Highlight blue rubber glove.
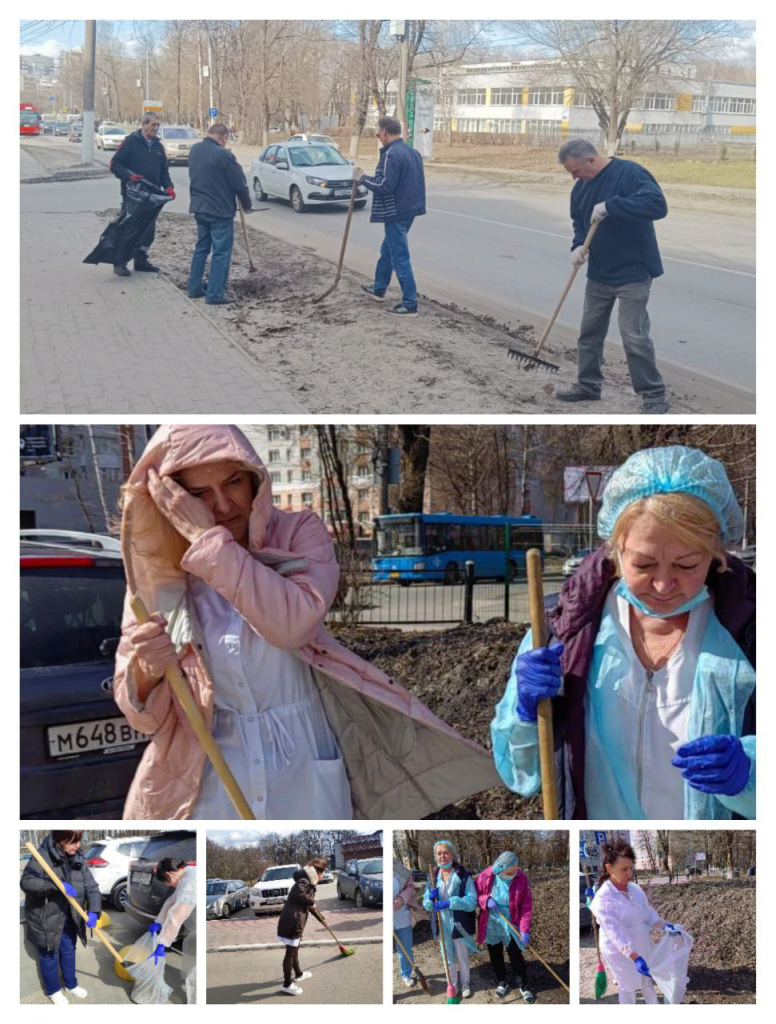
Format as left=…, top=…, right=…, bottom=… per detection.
left=515, top=643, right=564, bottom=722
left=487, top=897, right=499, bottom=911
left=433, top=900, right=451, bottom=912
left=671, top=734, right=750, bottom=796
left=633, top=956, right=652, bottom=978
left=520, top=931, right=530, bottom=947
left=86, top=912, right=98, bottom=929
left=585, top=887, right=595, bottom=901
left=428, top=887, right=440, bottom=901
left=664, top=922, right=681, bottom=934
left=151, top=943, right=166, bottom=965
left=148, top=922, right=162, bottom=935
left=63, top=883, right=78, bottom=899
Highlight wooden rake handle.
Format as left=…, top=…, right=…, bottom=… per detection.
left=496, top=910, right=570, bottom=994
left=313, top=178, right=359, bottom=303
left=428, top=864, right=453, bottom=985
left=533, top=220, right=600, bottom=358
left=25, top=843, right=126, bottom=966
left=527, top=549, right=558, bottom=820
left=129, top=594, right=255, bottom=820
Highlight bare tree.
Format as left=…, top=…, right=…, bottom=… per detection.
left=395, top=426, right=431, bottom=512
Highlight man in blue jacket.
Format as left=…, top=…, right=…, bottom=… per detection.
left=555, top=139, right=669, bottom=413
left=187, top=123, right=253, bottom=305
left=357, top=116, right=426, bottom=317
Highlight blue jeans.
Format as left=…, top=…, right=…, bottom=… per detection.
left=38, top=920, right=78, bottom=996
left=374, top=218, right=417, bottom=309
left=394, top=924, right=414, bottom=979
left=188, top=216, right=234, bottom=302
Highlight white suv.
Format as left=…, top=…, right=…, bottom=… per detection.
left=251, top=863, right=301, bottom=914
left=84, top=835, right=149, bottom=909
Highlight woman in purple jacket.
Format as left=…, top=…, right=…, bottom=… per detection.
left=474, top=851, right=534, bottom=1001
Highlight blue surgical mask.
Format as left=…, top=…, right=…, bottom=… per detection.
left=436, top=856, right=453, bottom=868
left=616, top=579, right=710, bottom=619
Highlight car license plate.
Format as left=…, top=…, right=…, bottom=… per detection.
left=390, top=571, right=400, bottom=578
left=335, top=189, right=351, bottom=197
left=264, top=897, right=285, bottom=905
left=132, top=871, right=152, bottom=886
left=47, top=716, right=149, bottom=760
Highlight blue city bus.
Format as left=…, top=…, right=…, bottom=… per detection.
left=372, top=513, right=544, bottom=584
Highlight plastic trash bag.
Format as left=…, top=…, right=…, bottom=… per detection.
left=83, top=178, right=173, bottom=267
left=648, top=927, right=694, bottom=1004
left=125, top=931, right=173, bottom=1005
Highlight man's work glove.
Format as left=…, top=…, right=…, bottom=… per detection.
left=352, top=167, right=364, bottom=181
left=433, top=900, right=451, bottom=912
left=165, top=187, right=176, bottom=198
left=571, top=247, right=589, bottom=268
left=633, top=956, right=652, bottom=978
left=129, top=174, right=143, bottom=182
left=671, top=735, right=750, bottom=796
left=148, top=922, right=162, bottom=936
left=515, top=643, right=564, bottom=722
left=590, top=201, right=608, bottom=223
left=86, top=912, right=98, bottom=929
left=63, top=883, right=78, bottom=899
left=151, top=943, right=166, bottom=965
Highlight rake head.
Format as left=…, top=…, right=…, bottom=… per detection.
left=508, top=347, right=560, bottom=373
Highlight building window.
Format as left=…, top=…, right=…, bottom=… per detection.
left=302, top=469, right=312, bottom=481
left=492, top=118, right=521, bottom=133
left=268, top=429, right=280, bottom=441
left=302, top=492, right=313, bottom=505
left=456, top=118, right=489, bottom=132
left=525, top=119, right=562, bottom=136
left=634, top=93, right=675, bottom=111
left=708, top=95, right=755, bottom=115
left=527, top=88, right=565, bottom=106
left=300, top=445, right=312, bottom=458
left=573, top=91, right=593, bottom=107
left=286, top=470, right=294, bottom=483
left=356, top=464, right=370, bottom=478
left=490, top=87, right=521, bottom=105
left=456, top=88, right=487, bottom=105
left=286, top=449, right=293, bottom=461
left=385, top=91, right=398, bottom=109
left=286, top=494, right=293, bottom=506
left=270, top=471, right=281, bottom=484
left=272, top=495, right=281, bottom=506
left=268, top=450, right=280, bottom=463
left=358, top=511, right=371, bottom=524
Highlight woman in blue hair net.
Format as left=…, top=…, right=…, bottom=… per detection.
left=474, top=851, right=535, bottom=1002
left=422, top=839, right=478, bottom=998
left=491, top=446, right=755, bottom=820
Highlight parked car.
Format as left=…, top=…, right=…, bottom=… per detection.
left=41, top=121, right=55, bottom=135
left=53, top=122, right=70, bottom=136
left=579, top=873, right=592, bottom=929
left=287, top=132, right=341, bottom=151
left=250, top=142, right=367, bottom=213
left=562, top=549, right=591, bottom=577
left=125, top=830, right=196, bottom=937
left=20, top=530, right=146, bottom=819
left=207, top=878, right=250, bottom=918
left=96, top=124, right=129, bottom=150
left=68, top=122, right=83, bottom=143
left=320, top=869, right=333, bottom=884
left=83, top=835, right=149, bottom=909
left=336, top=857, right=383, bottom=907
left=251, top=863, right=301, bottom=914
left=159, top=124, right=201, bottom=165
left=410, top=869, right=428, bottom=883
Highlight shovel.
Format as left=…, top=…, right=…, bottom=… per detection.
left=313, top=177, right=360, bottom=303
left=25, top=843, right=134, bottom=970
left=237, top=202, right=258, bottom=274
left=508, top=220, right=600, bottom=372
left=527, top=548, right=559, bottom=820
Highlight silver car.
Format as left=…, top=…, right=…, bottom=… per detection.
left=206, top=878, right=250, bottom=919
left=250, top=142, right=367, bottom=213
left=159, top=125, right=201, bottom=165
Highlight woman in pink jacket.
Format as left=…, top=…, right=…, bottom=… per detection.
left=114, top=425, right=499, bottom=820
left=474, top=851, right=534, bottom=1002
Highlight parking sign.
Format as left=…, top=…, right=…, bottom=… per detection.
left=209, top=107, right=218, bottom=117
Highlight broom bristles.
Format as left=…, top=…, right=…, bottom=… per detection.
left=594, top=964, right=608, bottom=1000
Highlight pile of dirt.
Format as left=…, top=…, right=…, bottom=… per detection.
left=331, top=621, right=541, bottom=819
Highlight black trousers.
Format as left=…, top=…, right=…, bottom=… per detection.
left=282, top=945, right=302, bottom=987
left=487, top=938, right=528, bottom=987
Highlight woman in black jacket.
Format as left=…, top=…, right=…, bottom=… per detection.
left=21, top=831, right=101, bottom=1004
left=276, top=858, right=327, bottom=996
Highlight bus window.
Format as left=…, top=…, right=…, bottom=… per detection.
left=375, top=518, right=422, bottom=556
left=424, top=523, right=448, bottom=554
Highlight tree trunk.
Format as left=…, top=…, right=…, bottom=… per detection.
left=396, top=426, right=431, bottom=512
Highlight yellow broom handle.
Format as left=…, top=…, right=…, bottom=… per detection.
left=428, top=864, right=453, bottom=984
left=25, top=843, right=126, bottom=966
left=526, top=549, right=558, bottom=820
left=496, top=910, right=570, bottom=993
left=130, top=594, right=255, bottom=820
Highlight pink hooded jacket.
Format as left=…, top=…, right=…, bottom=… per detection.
left=474, top=867, right=532, bottom=945
left=114, top=425, right=501, bottom=820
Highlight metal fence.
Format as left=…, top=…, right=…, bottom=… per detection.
left=449, top=125, right=756, bottom=153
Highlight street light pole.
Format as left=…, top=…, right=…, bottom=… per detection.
left=390, top=20, right=409, bottom=135
left=207, top=27, right=215, bottom=124
left=80, top=20, right=96, bottom=166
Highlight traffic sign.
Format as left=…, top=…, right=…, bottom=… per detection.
left=209, top=107, right=218, bottom=117
left=585, top=470, right=604, bottom=503
left=594, top=831, right=607, bottom=846
left=49, top=95, right=55, bottom=102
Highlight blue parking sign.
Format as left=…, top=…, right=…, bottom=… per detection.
left=594, top=831, right=607, bottom=846
left=209, top=107, right=218, bottom=117
left=579, top=841, right=587, bottom=859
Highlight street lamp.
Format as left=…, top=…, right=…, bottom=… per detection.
left=390, top=20, right=409, bottom=134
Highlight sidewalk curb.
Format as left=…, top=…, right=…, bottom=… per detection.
left=208, top=937, right=382, bottom=953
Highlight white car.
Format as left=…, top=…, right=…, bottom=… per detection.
left=250, top=142, right=367, bottom=213
left=288, top=133, right=341, bottom=151
left=83, top=835, right=150, bottom=909
left=159, top=125, right=201, bottom=165
left=97, top=125, right=130, bottom=150
left=251, top=863, right=301, bottom=914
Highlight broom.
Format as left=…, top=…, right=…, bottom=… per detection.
left=582, top=865, right=607, bottom=999
left=311, top=909, right=355, bottom=957
left=393, top=930, right=431, bottom=995
left=429, top=864, right=460, bottom=1003
left=495, top=910, right=570, bottom=994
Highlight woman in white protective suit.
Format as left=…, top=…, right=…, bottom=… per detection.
left=589, top=840, right=684, bottom=1005
left=140, top=858, right=197, bottom=1003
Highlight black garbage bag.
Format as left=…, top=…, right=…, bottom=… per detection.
left=83, top=178, right=174, bottom=266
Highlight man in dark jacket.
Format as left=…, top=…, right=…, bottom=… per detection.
left=357, top=116, right=426, bottom=317
left=186, top=123, right=253, bottom=305
left=109, top=112, right=175, bottom=277
left=21, top=831, right=101, bottom=1004
left=555, top=139, right=669, bottom=413
left=276, top=859, right=326, bottom=996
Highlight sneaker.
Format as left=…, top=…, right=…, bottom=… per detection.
left=386, top=303, right=418, bottom=317
left=642, top=396, right=670, bottom=414
left=361, top=284, right=385, bottom=301
left=133, top=256, right=160, bottom=273
left=67, top=986, right=88, bottom=999
left=49, top=991, right=69, bottom=1005
left=520, top=988, right=536, bottom=1004
left=296, top=971, right=313, bottom=981
left=402, top=976, right=416, bottom=988
left=280, top=983, right=303, bottom=996
left=206, top=297, right=236, bottom=306
left=187, top=289, right=206, bottom=299
left=555, top=385, right=601, bottom=402
left=461, top=985, right=472, bottom=998
left=113, top=264, right=131, bottom=277
left=495, top=983, right=509, bottom=999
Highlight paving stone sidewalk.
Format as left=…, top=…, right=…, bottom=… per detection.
left=21, top=207, right=305, bottom=414
left=207, top=905, right=383, bottom=949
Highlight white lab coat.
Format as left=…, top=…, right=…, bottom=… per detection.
left=590, top=880, right=662, bottom=994
left=189, top=578, right=352, bottom=819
